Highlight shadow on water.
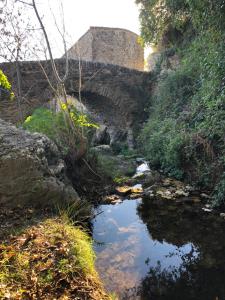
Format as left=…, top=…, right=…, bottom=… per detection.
left=135, top=197, right=225, bottom=300
left=93, top=195, right=225, bottom=299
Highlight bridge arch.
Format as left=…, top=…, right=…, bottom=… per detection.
left=0, top=59, right=151, bottom=144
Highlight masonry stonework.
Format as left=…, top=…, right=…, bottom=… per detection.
left=0, top=59, right=150, bottom=147
left=65, top=27, right=144, bottom=71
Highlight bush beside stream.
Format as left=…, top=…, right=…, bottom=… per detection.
left=137, top=0, right=225, bottom=207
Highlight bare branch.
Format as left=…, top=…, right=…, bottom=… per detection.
left=31, top=0, right=68, bottom=84
left=16, top=0, right=32, bottom=7
left=47, top=0, right=68, bottom=82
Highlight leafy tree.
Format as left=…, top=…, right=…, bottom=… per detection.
left=136, top=0, right=190, bottom=45
left=136, top=0, right=225, bottom=46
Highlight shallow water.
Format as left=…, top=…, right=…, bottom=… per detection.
left=92, top=196, right=225, bottom=299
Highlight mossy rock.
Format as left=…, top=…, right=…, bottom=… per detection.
left=91, top=146, right=136, bottom=180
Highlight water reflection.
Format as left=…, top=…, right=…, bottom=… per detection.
left=92, top=193, right=225, bottom=299
left=138, top=260, right=225, bottom=300
left=135, top=196, right=225, bottom=300
left=138, top=196, right=225, bottom=267
left=93, top=199, right=199, bottom=298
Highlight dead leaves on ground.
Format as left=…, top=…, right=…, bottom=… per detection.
left=0, top=219, right=109, bottom=300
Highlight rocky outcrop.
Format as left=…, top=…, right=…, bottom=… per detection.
left=0, top=119, right=79, bottom=208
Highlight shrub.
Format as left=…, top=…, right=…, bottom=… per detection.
left=0, top=70, right=11, bottom=90
left=154, top=67, right=197, bottom=117
left=139, top=118, right=187, bottom=179
left=0, top=69, right=14, bottom=100
left=139, top=29, right=225, bottom=194
left=23, top=107, right=98, bottom=156
left=111, top=141, right=137, bottom=157
left=137, top=0, right=225, bottom=203
left=23, top=108, right=58, bottom=139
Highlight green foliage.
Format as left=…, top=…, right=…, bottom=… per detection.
left=136, top=0, right=225, bottom=46
left=111, top=142, right=137, bottom=157
left=140, top=118, right=187, bottom=179
left=136, top=0, right=190, bottom=45
left=60, top=102, right=99, bottom=129
left=113, top=176, right=130, bottom=185
left=139, top=4, right=225, bottom=200
left=23, top=107, right=97, bottom=155
left=0, top=70, right=11, bottom=90
left=139, top=60, right=199, bottom=179
left=154, top=66, right=197, bottom=116
left=23, top=108, right=58, bottom=140
left=57, top=201, right=92, bottom=226
left=44, top=219, right=96, bottom=275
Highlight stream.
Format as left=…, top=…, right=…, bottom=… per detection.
left=92, top=162, right=225, bottom=300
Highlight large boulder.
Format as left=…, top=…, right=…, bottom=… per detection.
left=0, top=119, right=79, bottom=208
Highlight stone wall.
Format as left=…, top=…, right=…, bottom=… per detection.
left=67, top=30, right=93, bottom=61
left=65, top=27, right=144, bottom=71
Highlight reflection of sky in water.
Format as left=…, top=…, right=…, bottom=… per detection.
left=93, top=199, right=198, bottom=292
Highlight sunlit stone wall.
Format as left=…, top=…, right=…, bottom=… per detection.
left=65, top=27, right=144, bottom=71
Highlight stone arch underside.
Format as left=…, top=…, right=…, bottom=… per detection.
left=78, top=90, right=128, bottom=144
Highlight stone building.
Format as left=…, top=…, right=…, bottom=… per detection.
left=65, top=27, right=144, bottom=71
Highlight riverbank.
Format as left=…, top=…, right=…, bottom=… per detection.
left=1, top=115, right=224, bottom=300
left=1, top=145, right=224, bottom=300
left=0, top=217, right=110, bottom=300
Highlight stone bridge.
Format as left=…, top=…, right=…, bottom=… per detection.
left=0, top=59, right=151, bottom=145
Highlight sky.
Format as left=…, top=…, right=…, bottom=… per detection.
left=35, top=0, right=144, bottom=58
